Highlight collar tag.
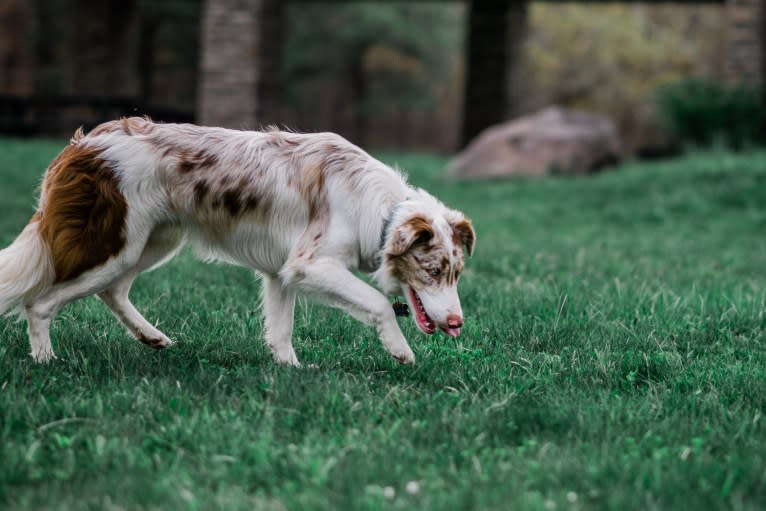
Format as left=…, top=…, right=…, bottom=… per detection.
left=392, top=298, right=410, bottom=317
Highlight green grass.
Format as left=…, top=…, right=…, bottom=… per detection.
left=1, top=138, right=766, bottom=510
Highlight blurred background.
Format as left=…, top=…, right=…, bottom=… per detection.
left=0, top=0, right=763, bottom=162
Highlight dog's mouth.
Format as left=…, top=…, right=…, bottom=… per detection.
left=404, top=287, right=462, bottom=337
left=406, top=287, right=437, bottom=335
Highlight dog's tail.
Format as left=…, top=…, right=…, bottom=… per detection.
left=0, top=218, right=54, bottom=317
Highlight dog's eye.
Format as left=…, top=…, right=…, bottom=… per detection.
left=429, top=268, right=441, bottom=278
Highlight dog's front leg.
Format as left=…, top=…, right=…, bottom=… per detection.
left=262, top=274, right=300, bottom=367
left=282, top=257, right=415, bottom=364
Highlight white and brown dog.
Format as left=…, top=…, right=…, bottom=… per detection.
left=0, top=117, right=475, bottom=365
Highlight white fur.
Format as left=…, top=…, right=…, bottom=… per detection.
left=0, top=119, right=472, bottom=364
left=0, top=222, right=54, bottom=318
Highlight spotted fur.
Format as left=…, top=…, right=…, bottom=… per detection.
left=0, top=117, right=475, bottom=365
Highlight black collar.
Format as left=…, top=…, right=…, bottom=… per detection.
left=377, top=198, right=412, bottom=313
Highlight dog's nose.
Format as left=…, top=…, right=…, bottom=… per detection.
left=447, top=314, right=463, bottom=328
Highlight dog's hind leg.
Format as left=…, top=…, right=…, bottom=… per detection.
left=25, top=226, right=182, bottom=362
left=26, top=255, right=144, bottom=363
left=98, top=226, right=185, bottom=349
left=98, top=272, right=173, bottom=349
left=25, top=306, right=57, bottom=363
left=262, top=274, right=299, bottom=366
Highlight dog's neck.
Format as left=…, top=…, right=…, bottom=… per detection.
left=379, top=197, right=410, bottom=252
left=366, top=197, right=411, bottom=275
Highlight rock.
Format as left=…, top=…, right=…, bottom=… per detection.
left=449, top=107, right=622, bottom=179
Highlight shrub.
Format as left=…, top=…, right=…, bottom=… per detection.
left=521, top=4, right=725, bottom=155
left=656, top=78, right=765, bottom=150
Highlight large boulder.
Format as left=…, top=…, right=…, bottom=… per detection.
left=449, top=107, right=622, bottom=179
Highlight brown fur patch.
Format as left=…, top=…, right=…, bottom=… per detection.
left=197, top=151, right=219, bottom=168
left=386, top=215, right=467, bottom=289
left=178, top=159, right=195, bottom=174
left=449, top=259, right=465, bottom=286
left=39, top=144, right=128, bottom=283
left=388, top=245, right=461, bottom=290
left=193, top=181, right=210, bottom=204
left=210, top=181, right=266, bottom=219
left=242, top=194, right=260, bottom=211
left=299, top=164, right=326, bottom=221
left=387, top=217, right=437, bottom=289
left=407, top=216, right=434, bottom=238
left=387, top=253, right=426, bottom=290
left=390, top=215, right=434, bottom=256
left=178, top=149, right=219, bottom=174
left=222, top=189, right=243, bottom=216
left=451, top=218, right=476, bottom=256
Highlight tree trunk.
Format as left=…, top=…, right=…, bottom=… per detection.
left=198, top=0, right=283, bottom=129
left=461, top=0, right=528, bottom=147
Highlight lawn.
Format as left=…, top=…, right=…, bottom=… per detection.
left=1, top=137, right=765, bottom=510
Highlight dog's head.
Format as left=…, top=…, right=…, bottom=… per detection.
left=376, top=193, right=476, bottom=337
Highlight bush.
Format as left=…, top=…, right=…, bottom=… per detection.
left=521, top=4, right=726, bottom=155
left=656, top=79, right=765, bottom=150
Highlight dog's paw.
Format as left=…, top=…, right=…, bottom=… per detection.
left=272, top=348, right=301, bottom=368
left=31, top=349, right=57, bottom=364
left=391, top=347, right=415, bottom=365
left=138, top=332, right=174, bottom=350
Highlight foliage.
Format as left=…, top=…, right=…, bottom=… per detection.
left=522, top=4, right=726, bottom=153
left=284, top=3, right=462, bottom=115
left=2, top=138, right=766, bottom=509
left=656, top=78, right=765, bottom=150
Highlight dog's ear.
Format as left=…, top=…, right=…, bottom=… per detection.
left=451, top=217, right=476, bottom=256
left=390, top=215, right=434, bottom=256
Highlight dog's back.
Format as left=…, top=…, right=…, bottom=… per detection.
left=69, top=118, right=405, bottom=271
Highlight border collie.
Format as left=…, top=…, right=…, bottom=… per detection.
left=0, top=117, right=475, bottom=365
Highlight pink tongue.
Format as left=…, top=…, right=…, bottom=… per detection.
left=442, top=327, right=461, bottom=337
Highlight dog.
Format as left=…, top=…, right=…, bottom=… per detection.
left=0, top=117, right=475, bottom=365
